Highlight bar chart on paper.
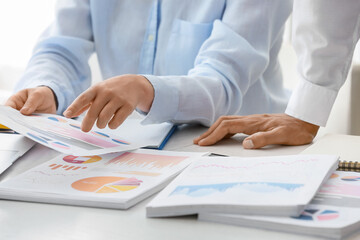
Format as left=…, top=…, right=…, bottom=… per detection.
left=48, top=164, right=88, bottom=171
left=105, top=152, right=187, bottom=169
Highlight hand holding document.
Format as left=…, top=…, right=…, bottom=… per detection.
left=0, top=106, right=175, bottom=155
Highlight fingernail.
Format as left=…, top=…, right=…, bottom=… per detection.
left=64, top=110, right=71, bottom=117
left=20, top=107, right=29, bottom=114
left=243, top=139, right=254, bottom=149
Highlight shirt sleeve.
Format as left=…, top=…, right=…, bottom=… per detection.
left=14, top=0, right=94, bottom=115
left=285, top=0, right=360, bottom=126
left=142, top=0, right=292, bottom=126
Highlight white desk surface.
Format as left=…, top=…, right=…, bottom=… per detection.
left=0, top=125, right=358, bottom=240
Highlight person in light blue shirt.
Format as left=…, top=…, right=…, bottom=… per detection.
left=6, top=0, right=292, bottom=132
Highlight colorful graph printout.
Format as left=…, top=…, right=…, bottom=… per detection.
left=116, top=171, right=161, bottom=177
left=170, top=182, right=304, bottom=197
left=105, top=152, right=187, bottom=169
left=48, top=116, right=67, bottom=123
left=112, top=139, right=130, bottom=145
left=0, top=106, right=140, bottom=155
left=50, top=142, right=70, bottom=150
left=292, top=209, right=339, bottom=221
left=69, top=123, right=81, bottom=129
left=330, top=173, right=339, bottom=179
left=63, top=155, right=102, bottom=164
left=319, top=171, right=360, bottom=198
left=341, top=176, right=360, bottom=182
left=92, top=131, right=110, bottom=138
left=27, top=133, right=49, bottom=144
left=49, top=164, right=87, bottom=171
left=72, top=176, right=142, bottom=193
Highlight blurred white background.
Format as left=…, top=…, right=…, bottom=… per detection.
left=0, top=1, right=357, bottom=135
left=0, top=0, right=56, bottom=89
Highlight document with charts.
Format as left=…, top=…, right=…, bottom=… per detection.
left=199, top=204, right=360, bottom=240
left=199, top=171, right=360, bottom=239
left=313, top=171, right=360, bottom=207
left=146, top=155, right=339, bottom=218
left=0, top=149, right=206, bottom=209
left=0, top=106, right=171, bottom=155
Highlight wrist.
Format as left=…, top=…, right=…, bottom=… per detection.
left=38, top=86, right=58, bottom=110
left=135, top=75, right=154, bottom=112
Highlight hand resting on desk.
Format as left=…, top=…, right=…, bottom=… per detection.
left=193, top=114, right=319, bottom=149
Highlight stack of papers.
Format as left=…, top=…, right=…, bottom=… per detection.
left=146, top=154, right=339, bottom=217
left=0, top=149, right=206, bottom=209
left=198, top=171, right=360, bottom=239
left=199, top=204, right=360, bottom=240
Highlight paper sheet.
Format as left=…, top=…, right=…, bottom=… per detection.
left=147, top=155, right=339, bottom=216
left=0, top=106, right=145, bottom=155
left=318, top=171, right=360, bottom=199
left=0, top=149, right=205, bottom=208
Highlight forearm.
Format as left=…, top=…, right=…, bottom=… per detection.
left=287, top=0, right=360, bottom=126
left=15, top=47, right=92, bottom=115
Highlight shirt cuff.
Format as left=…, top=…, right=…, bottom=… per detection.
left=44, top=82, right=67, bottom=115
left=140, top=75, right=179, bottom=124
left=285, top=80, right=338, bottom=127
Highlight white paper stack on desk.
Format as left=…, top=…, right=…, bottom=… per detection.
left=198, top=171, right=360, bottom=240
left=198, top=204, right=360, bottom=240
left=195, top=134, right=360, bottom=240
left=146, top=154, right=339, bottom=218
left=0, top=149, right=206, bottom=209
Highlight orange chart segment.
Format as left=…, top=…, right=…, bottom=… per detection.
left=63, top=155, right=102, bottom=164
left=72, top=176, right=142, bottom=193
left=105, top=152, right=187, bottom=169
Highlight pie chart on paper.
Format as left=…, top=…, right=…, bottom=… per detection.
left=71, top=176, right=142, bottom=193
left=293, top=209, right=339, bottom=221
left=63, top=155, right=102, bottom=164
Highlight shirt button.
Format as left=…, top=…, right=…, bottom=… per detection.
left=148, top=34, right=154, bottom=41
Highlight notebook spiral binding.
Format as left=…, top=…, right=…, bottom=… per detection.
left=338, top=161, right=360, bottom=172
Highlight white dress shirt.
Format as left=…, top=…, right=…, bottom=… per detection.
left=286, top=0, right=360, bottom=126
left=15, top=0, right=292, bottom=126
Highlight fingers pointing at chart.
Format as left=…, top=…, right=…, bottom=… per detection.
left=63, top=74, right=154, bottom=132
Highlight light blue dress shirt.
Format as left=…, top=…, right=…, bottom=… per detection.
left=15, top=0, right=292, bottom=126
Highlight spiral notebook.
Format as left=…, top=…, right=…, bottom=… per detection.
left=302, top=134, right=360, bottom=172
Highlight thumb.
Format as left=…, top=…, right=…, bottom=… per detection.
left=20, top=93, right=41, bottom=115
left=5, top=99, right=18, bottom=110
left=243, top=128, right=284, bottom=149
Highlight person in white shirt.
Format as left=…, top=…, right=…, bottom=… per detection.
left=5, top=0, right=292, bottom=132
left=195, top=0, right=360, bottom=148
